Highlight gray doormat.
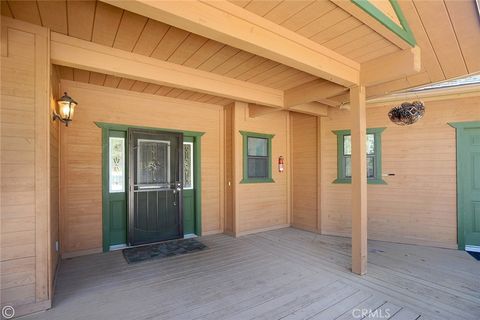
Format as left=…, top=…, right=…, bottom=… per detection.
left=122, top=238, right=207, bottom=264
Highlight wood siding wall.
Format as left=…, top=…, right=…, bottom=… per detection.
left=224, top=104, right=234, bottom=234
left=291, top=113, right=320, bottom=232
left=232, top=103, right=290, bottom=235
left=59, top=81, right=225, bottom=255
left=318, top=97, right=480, bottom=248
left=0, top=18, right=51, bottom=316
left=49, top=65, right=60, bottom=291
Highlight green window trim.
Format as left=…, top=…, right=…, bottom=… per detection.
left=351, top=0, right=416, bottom=47
left=332, top=127, right=387, bottom=185
left=239, top=131, right=275, bottom=184
left=96, top=122, right=204, bottom=252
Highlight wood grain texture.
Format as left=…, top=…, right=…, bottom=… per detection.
left=4, top=0, right=480, bottom=96
left=320, top=96, right=480, bottom=249
left=1, top=17, right=50, bottom=315
left=102, top=0, right=360, bottom=86
left=349, top=86, right=368, bottom=275
left=412, top=0, right=467, bottom=79
left=224, top=104, right=235, bottom=234
left=49, top=65, right=60, bottom=297
left=291, top=113, right=318, bottom=232
left=20, top=228, right=480, bottom=320
left=444, top=0, right=480, bottom=74
left=233, top=103, right=290, bottom=234
left=4, top=0, right=319, bottom=92
left=58, top=80, right=224, bottom=255
left=51, top=32, right=284, bottom=107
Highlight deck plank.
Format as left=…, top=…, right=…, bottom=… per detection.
left=23, top=228, right=480, bottom=320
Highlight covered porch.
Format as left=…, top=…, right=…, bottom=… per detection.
left=2, top=0, right=480, bottom=317
left=25, top=228, right=480, bottom=320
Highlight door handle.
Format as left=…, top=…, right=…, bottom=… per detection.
left=172, top=182, right=182, bottom=206
left=175, top=182, right=182, bottom=192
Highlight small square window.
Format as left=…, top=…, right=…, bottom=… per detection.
left=240, top=131, right=274, bottom=183
left=247, top=137, right=268, bottom=156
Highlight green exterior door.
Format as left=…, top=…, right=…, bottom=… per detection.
left=453, top=122, right=480, bottom=251
left=128, top=129, right=183, bottom=245
left=183, top=137, right=195, bottom=235
left=100, top=122, right=203, bottom=251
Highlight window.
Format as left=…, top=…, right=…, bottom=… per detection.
left=137, top=139, right=170, bottom=186
left=183, top=142, right=194, bottom=189
left=240, top=131, right=274, bottom=183
left=333, top=128, right=386, bottom=184
left=109, top=137, right=125, bottom=193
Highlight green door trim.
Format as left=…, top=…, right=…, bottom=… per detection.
left=448, top=121, right=480, bottom=250
left=97, top=122, right=205, bottom=252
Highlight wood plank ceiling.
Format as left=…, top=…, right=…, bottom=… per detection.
left=2, top=0, right=480, bottom=105
left=231, top=0, right=480, bottom=99
left=1, top=0, right=320, bottom=105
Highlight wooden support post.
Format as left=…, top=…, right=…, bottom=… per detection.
left=350, top=86, right=367, bottom=275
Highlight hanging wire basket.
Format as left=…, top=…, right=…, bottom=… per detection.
left=388, top=101, right=425, bottom=125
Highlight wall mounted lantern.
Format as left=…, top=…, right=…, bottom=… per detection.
left=53, top=92, right=77, bottom=126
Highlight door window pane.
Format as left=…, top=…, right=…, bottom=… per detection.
left=137, top=139, right=170, bottom=185
left=344, top=156, right=351, bottom=178
left=366, top=134, right=375, bottom=155
left=343, top=135, right=351, bottom=155
left=248, top=137, right=268, bottom=156
left=109, top=137, right=125, bottom=193
left=367, top=156, right=375, bottom=178
left=183, top=142, right=194, bottom=189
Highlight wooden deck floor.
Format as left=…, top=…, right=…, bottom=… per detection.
left=25, top=228, right=480, bottom=320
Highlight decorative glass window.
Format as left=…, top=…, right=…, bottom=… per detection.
left=109, top=137, right=125, bottom=193
left=240, top=131, right=274, bottom=183
left=183, top=142, right=194, bottom=189
left=137, top=139, right=170, bottom=186
left=333, top=128, right=386, bottom=184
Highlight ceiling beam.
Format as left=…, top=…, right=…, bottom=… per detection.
left=361, top=46, right=421, bottom=86
left=248, top=104, right=282, bottom=118
left=250, top=101, right=330, bottom=118
left=328, top=71, right=431, bottom=105
left=317, top=98, right=341, bottom=108
left=288, top=102, right=329, bottom=117
left=284, top=79, right=348, bottom=107
left=50, top=32, right=283, bottom=107
left=102, top=0, right=360, bottom=87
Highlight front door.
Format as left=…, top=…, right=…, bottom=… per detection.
left=129, top=129, right=183, bottom=245
left=454, top=122, right=480, bottom=251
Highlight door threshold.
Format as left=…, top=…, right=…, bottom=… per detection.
left=465, top=245, right=480, bottom=253
left=184, top=233, right=197, bottom=239
left=109, top=244, right=128, bottom=251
